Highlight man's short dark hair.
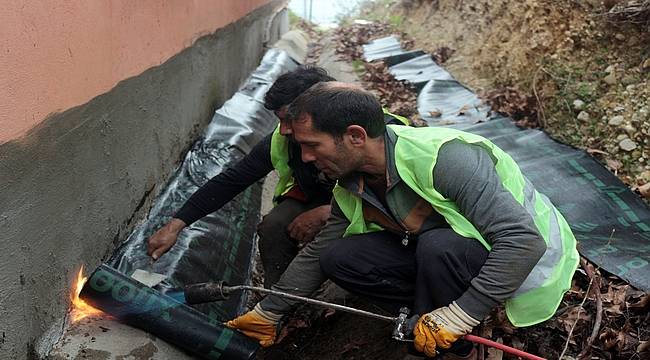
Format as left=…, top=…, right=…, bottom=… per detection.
left=288, top=82, right=385, bottom=138
left=263, top=66, right=336, bottom=111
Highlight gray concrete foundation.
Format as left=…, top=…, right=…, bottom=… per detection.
left=0, top=2, right=286, bottom=358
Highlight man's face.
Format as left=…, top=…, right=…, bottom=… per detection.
left=291, top=114, right=362, bottom=179
left=275, top=105, right=292, bottom=137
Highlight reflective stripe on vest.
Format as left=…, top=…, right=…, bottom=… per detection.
left=333, top=125, right=579, bottom=327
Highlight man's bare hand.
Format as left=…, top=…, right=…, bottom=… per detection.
left=287, top=205, right=331, bottom=243
left=147, top=218, right=187, bottom=260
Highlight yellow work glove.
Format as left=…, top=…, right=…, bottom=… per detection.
left=225, top=303, right=283, bottom=347
left=413, top=301, right=479, bottom=357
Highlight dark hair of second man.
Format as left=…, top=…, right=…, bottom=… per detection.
left=288, top=83, right=385, bottom=138
left=263, top=66, right=335, bottom=111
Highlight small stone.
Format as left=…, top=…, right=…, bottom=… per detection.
left=573, top=99, right=585, bottom=110
left=615, top=33, right=626, bottom=41
left=577, top=111, right=590, bottom=121
left=608, top=115, right=625, bottom=126
left=605, top=65, right=615, bottom=73
left=626, top=84, right=635, bottom=91
left=641, top=170, right=650, bottom=182
left=642, top=58, right=650, bottom=71
left=622, top=124, right=636, bottom=135
left=604, top=73, right=617, bottom=85
left=619, top=138, right=637, bottom=151
left=616, top=134, right=628, bottom=141
left=613, top=106, right=625, bottom=112
left=622, top=75, right=637, bottom=86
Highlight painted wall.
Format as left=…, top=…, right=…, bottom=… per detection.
left=0, top=0, right=269, bottom=144
left=0, top=1, right=287, bottom=358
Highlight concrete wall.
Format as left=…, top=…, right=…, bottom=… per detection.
left=0, top=1, right=287, bottom=358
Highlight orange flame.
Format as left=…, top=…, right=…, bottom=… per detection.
left=70, top=266, right=103, bottom=322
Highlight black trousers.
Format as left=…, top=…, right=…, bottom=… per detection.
left=257, top=198, right=323, bottom=288
left=319, top=228, right=489, bottom=355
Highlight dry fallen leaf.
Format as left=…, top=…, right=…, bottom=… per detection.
left=638, top=183, right=650, bottom=199
left=458, top=104, right=471, bottom=116
left=587, top=148, right=609, bottom=156
left=558, top=305, right=591, bottom=333
left=323, top=308, right=336, bottom=319
left=486, top=338, right=504, bottom=360
left=627, top=293, right=650, bottom=311
left=638, top=340, right=650, bottom=353
left=606, top=159, right=623, bottom=171
left=429, top=109, right=442, bottom=117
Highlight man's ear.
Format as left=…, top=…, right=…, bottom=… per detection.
left=346, top=125, right=367, bottom=146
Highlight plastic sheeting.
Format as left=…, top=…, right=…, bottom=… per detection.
left=417, top=80, right=490, bottom=125
left=389, top=54, right=453, bottom=91
left=110, top=48, right=299, bottom=325
left=362, top=36, right=405, bottom=62
left=364, top=36, right=650, bottom=291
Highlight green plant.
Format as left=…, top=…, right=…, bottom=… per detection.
left=389, top=14, right=404, bottom=27
left=351, top=59, right=366, bottom=75
left=288, top=9, right=301, bottom=27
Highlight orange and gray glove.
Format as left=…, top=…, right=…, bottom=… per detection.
left=413, top=301, right=480, bottom=357
left=225, top=304, right=283, bottom=347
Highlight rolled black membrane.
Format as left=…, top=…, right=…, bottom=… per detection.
left=80, top=264, right=257, bottom=360
left=365, top=37, right=650, bottom=291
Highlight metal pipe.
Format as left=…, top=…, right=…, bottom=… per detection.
left=230, top=284, right=396, bottom=322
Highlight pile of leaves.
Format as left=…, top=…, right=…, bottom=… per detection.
left=361, top=61, right=419, bottom=119
left=431, top=46, right=456, bottom=65
left=481, top=258, right=649, bottom=359
left=481, top=86, right=541, bottom=129
left=333, top=22, right=413, bottom=61
left=333, top=23, right=420, bottom=121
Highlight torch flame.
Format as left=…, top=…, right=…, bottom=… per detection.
left=70, top=265, right=103, bottom=322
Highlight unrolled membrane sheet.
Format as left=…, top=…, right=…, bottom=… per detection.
left=389, top=54, right=454, bottom=91
left=362, top=36, right=406, bottom=62
left=364, top=37, right=650, bottom=291
left=110, top=49, right=298, bottom=324
left=417, top=79, right=490, bottom=126
left=455, top=118, right=650, bottom=291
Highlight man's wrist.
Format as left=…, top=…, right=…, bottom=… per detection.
left=254, top=303, right=283, bottom=323
left=167, top=218, right=187, bottom=233
left=317, top=205, right=331, bottom=222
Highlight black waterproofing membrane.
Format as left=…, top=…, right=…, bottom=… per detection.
left=364, top=37, right=650, bottom=291
left=80, top=264, right=257, bottom=359
left=82, top=48, right=299, bottom=359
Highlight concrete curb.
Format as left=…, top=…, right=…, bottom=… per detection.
left=270, top=30, right=310, bottom=64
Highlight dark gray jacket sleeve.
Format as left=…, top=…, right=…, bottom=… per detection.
left=174, top=133, right=274, bottom=225
left=433, top=140, right=546, bottom=320
left=260, top=202, right=349, bottom=314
